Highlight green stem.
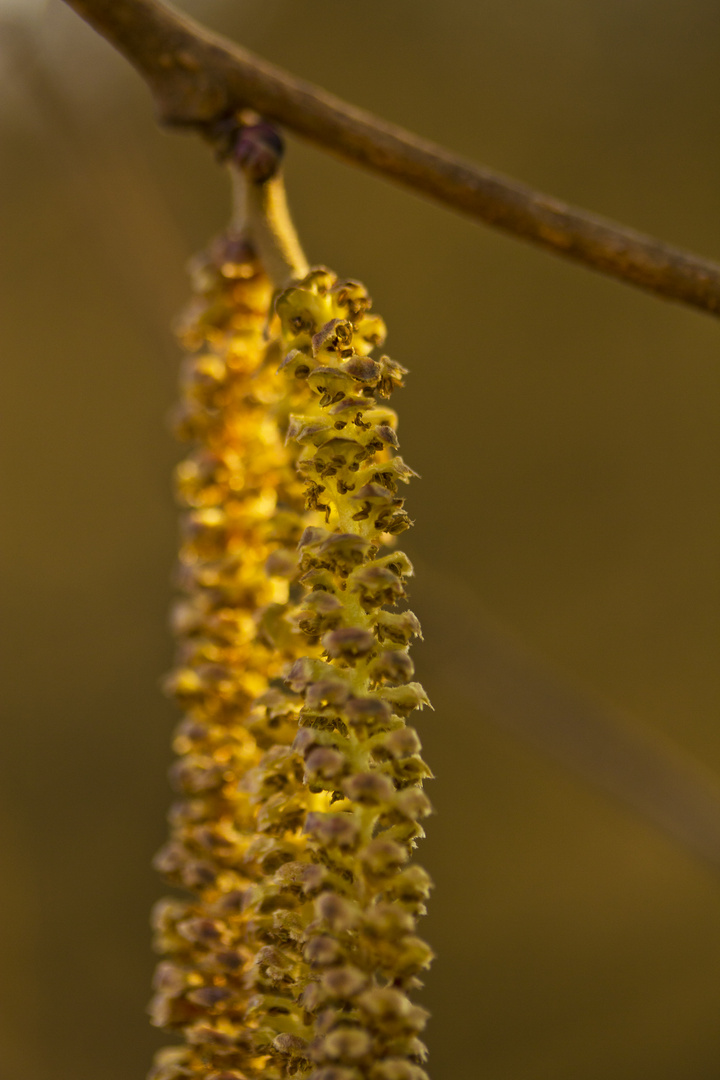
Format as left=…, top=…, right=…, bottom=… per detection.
left=232, top=167, right=308, bottom=287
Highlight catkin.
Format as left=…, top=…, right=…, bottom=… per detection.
left=150, top=236, right=433, bottom=1080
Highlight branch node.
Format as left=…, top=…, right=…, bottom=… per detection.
left=234, top=121, right=285, bottom=184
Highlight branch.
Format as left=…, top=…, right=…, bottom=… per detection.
left=61, top=0, right=720, bottom=319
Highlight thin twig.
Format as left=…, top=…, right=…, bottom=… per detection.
left=61, top=0, right=720, bottom=319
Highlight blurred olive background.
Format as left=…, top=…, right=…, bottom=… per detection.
left=1, top=1, right=719, bottom=1078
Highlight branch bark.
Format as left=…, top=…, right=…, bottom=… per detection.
left=62, top=0, right=720, bottom=319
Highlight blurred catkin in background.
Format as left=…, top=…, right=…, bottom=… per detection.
left=0, top=2, right=719, bottom=1079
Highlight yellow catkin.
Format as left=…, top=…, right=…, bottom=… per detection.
left=270, top=270, right=434, bottom=1080
left=149, top=233, right=315, bottom=1080
left=150, top=237, right=433, bottom=1080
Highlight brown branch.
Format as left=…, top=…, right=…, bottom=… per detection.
left=61, top=0, right=720, bottom=318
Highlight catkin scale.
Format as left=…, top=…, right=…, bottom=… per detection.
left=151, top=236, right=432, bottom=1080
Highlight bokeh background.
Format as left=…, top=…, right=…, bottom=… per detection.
left=1, top=1, right=719, bottom=1078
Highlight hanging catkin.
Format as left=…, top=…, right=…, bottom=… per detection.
left=150, top=167, right=433, bottom=1080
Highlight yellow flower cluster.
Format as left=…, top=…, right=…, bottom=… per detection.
left=149, top=236, right=433, bottom=1080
